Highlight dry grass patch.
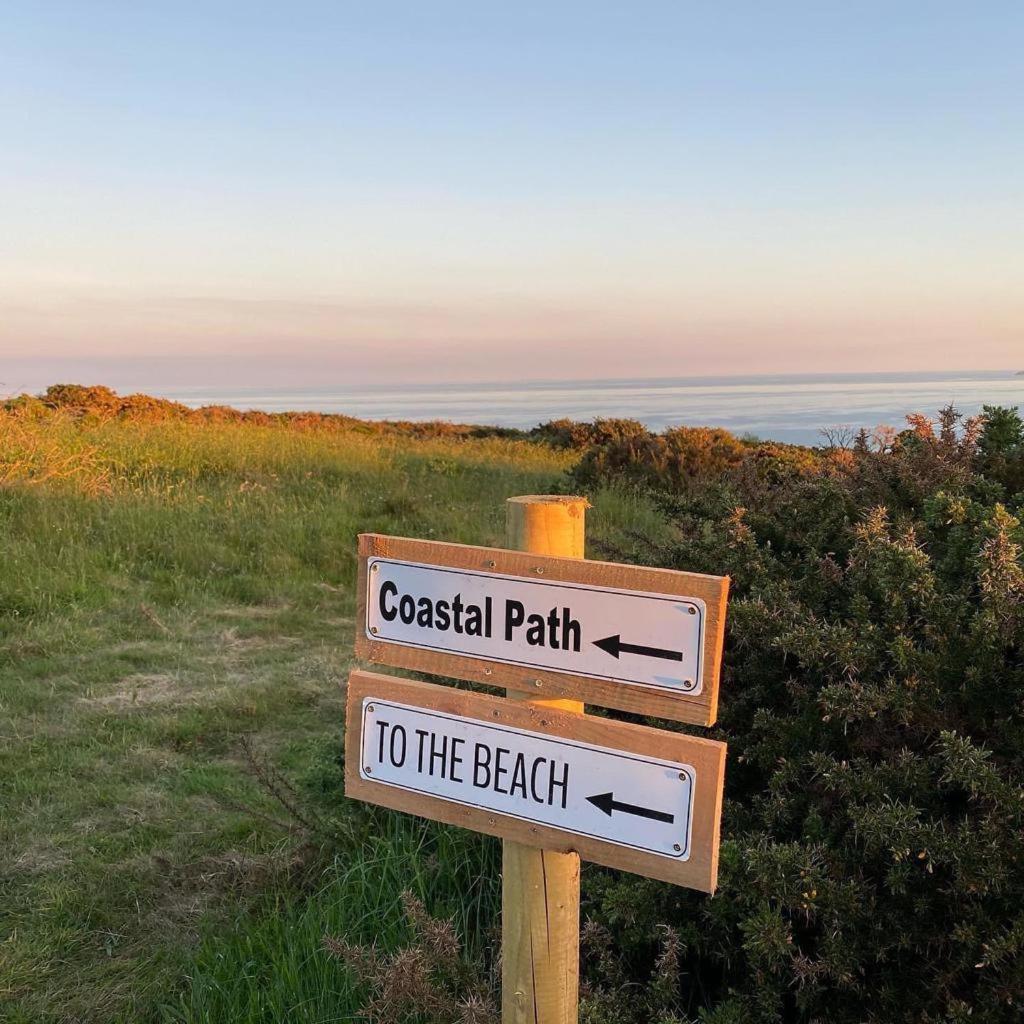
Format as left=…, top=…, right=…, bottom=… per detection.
left=77, top=673, right=184, bottom=709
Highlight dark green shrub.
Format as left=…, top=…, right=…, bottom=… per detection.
left=578, top=411, right=1024, bottom=1023
left=978, top=406, right=1024, bottom=499
left=979, top=406, right=1024, bottom=458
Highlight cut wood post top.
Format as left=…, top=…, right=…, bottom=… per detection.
left=506, top=494, right=588, bottom=560
left=505, top=494, right=591, bottom=508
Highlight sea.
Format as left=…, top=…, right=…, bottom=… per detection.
left=160, top=371, right=1024, bottom=447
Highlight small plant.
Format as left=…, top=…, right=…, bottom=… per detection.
left=323, top=891, right=498, bottom=1024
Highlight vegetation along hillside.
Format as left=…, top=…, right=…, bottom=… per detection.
left=1, top=386, right=1022, bottom=1023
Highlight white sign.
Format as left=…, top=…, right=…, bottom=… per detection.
left=366, top=558, right=706, bottom=695
left=359, top=696, right=696, bottom=859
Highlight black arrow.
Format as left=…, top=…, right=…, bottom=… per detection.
left=586, top=791, right=675, bottom=824
left=592, top=634, right=683, bottom=662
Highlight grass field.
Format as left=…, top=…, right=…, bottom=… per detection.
left=0, top=413, right=669, bottom=1022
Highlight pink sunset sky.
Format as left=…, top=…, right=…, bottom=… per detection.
left=2, top=4, right=1021, bottom=392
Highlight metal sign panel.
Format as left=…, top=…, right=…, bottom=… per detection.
left=360, top=697, right=695, bottom=860
left=355, top=535, right=729, bottom=726
left=345, top=671, right=726, bottom=890
left=366, top=558, right=705, bottom=695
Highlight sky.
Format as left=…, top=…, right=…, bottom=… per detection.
left=1, top=1, right=1022, bottom=392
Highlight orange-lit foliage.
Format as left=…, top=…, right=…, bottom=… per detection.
left=2, top=385, right=524, bottom=441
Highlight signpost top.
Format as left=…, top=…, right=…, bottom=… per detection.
left=355, top=533, right=729, bottom=725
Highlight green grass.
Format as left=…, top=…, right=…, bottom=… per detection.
left=0, top=414, right=672, bottom=1022
left=164, top=814, right=502, bottom=1023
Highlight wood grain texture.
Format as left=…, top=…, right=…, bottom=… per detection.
left=502, top=843, right=579, bottom=1024
left=343, top=670, right=727, bottom=892
left=354, top=532, right=730, bottom=726
left=502, top=494, right=583, bottom=1024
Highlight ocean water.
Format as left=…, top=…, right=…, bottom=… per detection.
left=161, top=371, right=1024, bottom=447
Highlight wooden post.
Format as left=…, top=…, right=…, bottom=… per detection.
left=502, top=495, right=587, bottom=1024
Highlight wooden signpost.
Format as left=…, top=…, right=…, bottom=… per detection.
left=344, top=495, right=730, bottom=1024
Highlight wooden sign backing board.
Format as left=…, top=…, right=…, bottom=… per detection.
left=344, top=670, right=727, bottom=891
left=354, top=533, right=729, bottom=726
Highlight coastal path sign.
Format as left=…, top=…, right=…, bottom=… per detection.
left=355, top=533, right=729, bottom=725
left=345, top=670, right=727, bottom=891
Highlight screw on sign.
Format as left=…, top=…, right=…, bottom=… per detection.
left=344, top=496, right=729, bottom=1024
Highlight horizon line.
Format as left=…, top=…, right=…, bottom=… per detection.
left=4, top=366, right=1021, bottom=399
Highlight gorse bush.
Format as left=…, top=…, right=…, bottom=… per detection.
left=530, top=417, right=652, bottom=451
left=2, top=384, right=526, bottom=441
left=573, top=406, right=1024, bottom=1023
left=977, top=405, right=1024, bottom=497
left=568, top=419, right=826, bottom=494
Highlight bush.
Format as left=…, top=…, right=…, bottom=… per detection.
left=978, top=405, right=1024, bottom=498
left=530, top=418, right=647, bottom=450
left=40, top=383, right=126, bottom=416
left=577, top=407, right=1024, bottom=1023
left=3, top=384, right=530, bottom=442
left=569, top=420, right=827, bottom=494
